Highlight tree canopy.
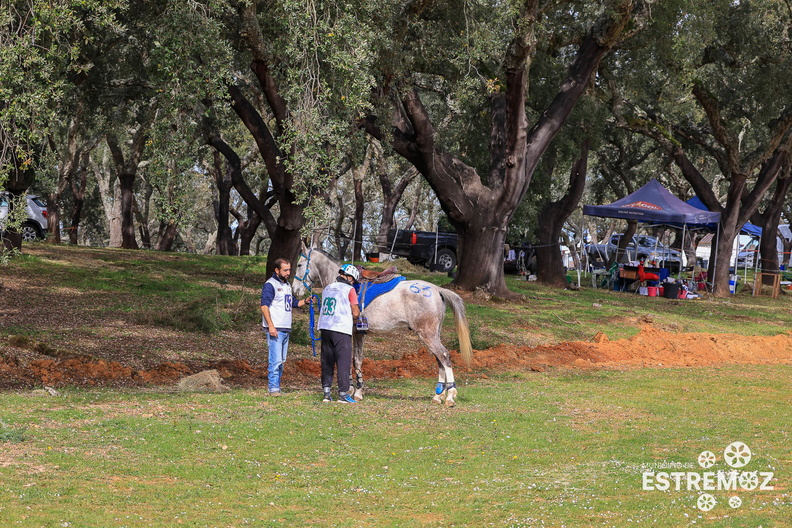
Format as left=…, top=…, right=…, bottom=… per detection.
left=2, top=0, right=790, bottom=295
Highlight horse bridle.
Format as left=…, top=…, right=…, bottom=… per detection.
left=295, top=248, right=321, bottom=356
left=295, top=248, right=316, bottom=292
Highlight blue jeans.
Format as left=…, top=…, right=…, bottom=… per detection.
left=267, top=330, right=291, bottom=391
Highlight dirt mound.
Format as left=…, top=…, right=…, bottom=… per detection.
left=298, top=326, right=792, bottom=379
left=3, top=326, right=790, bottom=389
left=0, top=354, right=268, bottom=390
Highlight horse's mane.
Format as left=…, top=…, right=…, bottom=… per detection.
left=310, top=247, right=340, bottom=265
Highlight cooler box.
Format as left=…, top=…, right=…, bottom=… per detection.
left=662, top=282, right=679, bottom=299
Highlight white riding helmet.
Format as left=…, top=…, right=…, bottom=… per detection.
left=340, top=264, right=360, bottom=282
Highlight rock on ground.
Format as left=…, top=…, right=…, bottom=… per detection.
left=177, top=370, right=228, bottom=392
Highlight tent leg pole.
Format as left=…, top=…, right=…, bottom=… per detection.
left=714, top=224, right=719, bottom=294
left=679, top=224, right=686, bottom=280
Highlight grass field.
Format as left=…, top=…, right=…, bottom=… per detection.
left=4, top=244, right=791, bottom=350
left=0, top=366, right=789, bottom=527
left=1, top=245, right=791, bottom=526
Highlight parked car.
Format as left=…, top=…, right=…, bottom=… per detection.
left=0, top=192, right=48, bottom=241
left=385, top=229, right=539, bottom=274
left=386, top=228, right=459, bottom=272
left=585, top=233, right=684, bottom=271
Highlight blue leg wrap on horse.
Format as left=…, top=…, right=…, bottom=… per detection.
left=435, top=382, right=445, bottom=395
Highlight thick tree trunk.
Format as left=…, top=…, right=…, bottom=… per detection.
left=268, top=223, right=303, bottom=274
left=236, top=213, right=260, bottom=256
left=535, top=141, right=589, bottom=287
left=107, top=125, right=148, bottom=251
left=2, top=191, right=26, bottom=252
left=671, top=147, right=786, bottom=296
left=353, top=177, right=364, bottom=261
left=46, top=192, right=63, bottom=243
left=212, top=151, right=236, bottom=255
left=376, top=166, right=418, bottom=251
left=707, top=174, right=749, bottom=294
left=454, top=220, right=511, bottom=295
left=135, top=197, right=152, bottom=250
left=68, top=201, right=83, bottom=245
left=710, top=222, right=740, bottom=291
left=108, top=190, right=123, bottom=248
left=754, top=175, right=792, bottom=277
left=68, top=154, right=89, bottom=245
left=362, top=3, right=639, bottom=295
left=3, top=135, right=37, bottom=251
left=535, top=228, right=567, bottom=288
left=94, top=151, right=121, bottom=248
left=203, top=232, right=217, bottom=254
left=138, top=224, right=151, bottom=250
left=118, top=173, right=139, bottom=249
left=214, top=193, right=234, bottom=255
left=156, top=220, right=178, bottom=251
left=614, top=221, right=639, bottom=266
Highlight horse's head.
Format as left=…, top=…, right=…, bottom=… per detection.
left=291, top=242, right=341, bottom=296
left=292, top=246, right=313, bottom=297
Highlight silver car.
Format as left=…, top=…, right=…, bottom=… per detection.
left=0, top=192, right=49, bottom=241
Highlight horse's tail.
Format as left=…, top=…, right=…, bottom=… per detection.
left=438, top=289, right=473, bottom=366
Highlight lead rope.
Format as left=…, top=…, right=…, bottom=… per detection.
left=308, top=294, right=321, bottom=356
left=355, top=280, right=369, bottom=333
left=297, top=250, right=322, bottom=356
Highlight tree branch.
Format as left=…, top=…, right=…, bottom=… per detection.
left=208, top=135, right=278, bottom=237
left=671, top=147, right=723, bottom=213
left=227, top=84, right=289, bottom=193
left=526, top=1, right=648, bottom=172
left=692, top=84, right=740, bottom=172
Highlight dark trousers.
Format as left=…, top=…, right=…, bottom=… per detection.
left=320, top=329, right=352, bottom=394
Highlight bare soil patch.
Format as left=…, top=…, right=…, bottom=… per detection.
left=2, top=325, right=791, bottom=390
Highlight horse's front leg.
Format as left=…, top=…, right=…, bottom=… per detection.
left=351, top=332, right=366, bottom=401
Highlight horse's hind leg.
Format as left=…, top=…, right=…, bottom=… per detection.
left=420, top=331, right=457, bottom=407
left=431, top=355, right=447, bottom=405
left=351, top=332, right=365, bottom=401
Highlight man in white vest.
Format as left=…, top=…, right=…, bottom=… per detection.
left=317, top=264, right=361, bottom=403
left=261, top=258, right=310, bottom=396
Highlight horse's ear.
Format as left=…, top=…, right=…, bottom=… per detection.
left=300, top=239, right=309, bottom=253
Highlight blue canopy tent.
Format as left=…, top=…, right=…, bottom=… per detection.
left=686, top=196, right=762, bottom=236
left=687, top=196, right=765, bottom=277
left=584, top=179, right=722, bottom=225
left=583, top=179, right=722, bottom=280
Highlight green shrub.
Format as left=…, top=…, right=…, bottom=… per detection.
left=0, top=421, right=26, bottom=443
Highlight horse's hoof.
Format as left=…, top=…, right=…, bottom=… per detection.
left=352, top=388, right=364, bottom=401
left=431, top=394, right=444, bottom=405
left=444, top=388, right=457, bottom=407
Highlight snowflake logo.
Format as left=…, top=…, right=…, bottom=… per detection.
left=724, top=442, right=752, bottom=468
left=697, top=493, right=716, bottom=512
left=738, top=471, right=759, bottom=491
left=728, top=496, right=742, bottom=509
left=697, top=450, right=717, bottom=468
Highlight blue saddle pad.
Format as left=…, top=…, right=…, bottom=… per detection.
left=355, top=276, right=406, bottom=310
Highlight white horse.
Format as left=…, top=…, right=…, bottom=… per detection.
left=292, top=245, right=472, bottom=406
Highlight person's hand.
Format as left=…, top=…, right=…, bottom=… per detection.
left=268, top=327, right=278, bottom=338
